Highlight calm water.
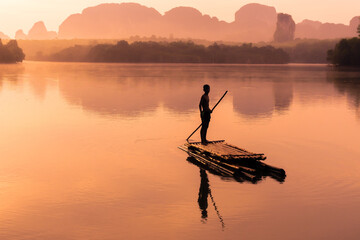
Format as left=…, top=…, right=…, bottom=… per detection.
left=1, top=62, right=360, bottom=240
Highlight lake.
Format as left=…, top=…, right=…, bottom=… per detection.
left=0, top=62, right=360, bottom=240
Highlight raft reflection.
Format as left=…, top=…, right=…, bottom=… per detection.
left=187, top=156, right=286, bottom=184
left=189, top=155, right=286, bottom=230
left=191, top=156, right=285, bottom=230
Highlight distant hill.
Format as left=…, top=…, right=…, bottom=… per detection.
left=16, top=21, right=57, bottom=40
left=295, top=16, right=359, bottom=39
left=0, top=32, right=10, bottom=39
left=59, top=3, right=162, bottom=39
left=58, top=3, right=282, bottom=42
left=56, top=3, right=359, bottom=42
left=233, top=3, right=277, bottom=42
left=8, top=3, right=359, bottom=43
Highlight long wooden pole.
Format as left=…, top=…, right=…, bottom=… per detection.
left=186, top=90, right=228, bottom=142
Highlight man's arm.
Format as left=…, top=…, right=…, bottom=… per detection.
left=199, top=96, right=204, bottom=113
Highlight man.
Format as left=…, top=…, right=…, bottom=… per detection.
left=199, top=84, right=212, bottom=144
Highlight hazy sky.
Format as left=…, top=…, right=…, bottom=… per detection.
left=0, top=0, right=359, bottom=37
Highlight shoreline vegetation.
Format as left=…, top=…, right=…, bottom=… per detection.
left=0, top=39, right=25, bottom=63
left=327, top=38, right=360, bottom=67
left=35, top=41, right=290, bottom=64
left=14, top=38, right=341, bottom=64
left=1, top=37, right=359, bottom=66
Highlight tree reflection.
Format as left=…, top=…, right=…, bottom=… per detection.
left=327, top=69, right=360, bottom=118
left=0, top=64, right=24, bottom=90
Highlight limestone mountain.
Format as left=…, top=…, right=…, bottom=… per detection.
left=274, top=13, right=296, bottom=42
left=58, top=2, right=280, bottom=42
left=349, top=16, right=360, bottom=33
left=14, top=3, right=360, bottom=42
left=0, top=32, right=10, bottom=39
left=28, top=21, right=57, bottom=40
left=162, top=7, right=229, bottom=41
left=296, top=17, right=358, bottom=39
left=15, top=30, right=27, bottom=40
left=233, top=3, right=277, bottom=42
left=59, top=3, right=163, bottom=39
left=15, top=22, right=57, bottom=40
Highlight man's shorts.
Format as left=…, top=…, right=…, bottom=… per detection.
left=201, top=112, right=211, bottom=126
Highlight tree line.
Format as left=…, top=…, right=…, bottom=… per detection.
left=278, top=40, right=337, bottom=63
left=327, top=38, right=360, bottom=67
left=43, top=41, right=290, bottom=64
left=327, top=22, right=360, bottom=67
left=0, top=39, right=25, bottom=63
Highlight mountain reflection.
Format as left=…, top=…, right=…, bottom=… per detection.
left=3, top=62, right=360, bottom=119
left=273, top=81, right=293, bottom=113
left=231, top=69, right=294, bottom=118
left=56, top=64, right=296, bottom=118
left=57, top=64, right=201, bottom=116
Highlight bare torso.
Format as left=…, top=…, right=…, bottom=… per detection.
left=200, top=94, right=210, bottom=113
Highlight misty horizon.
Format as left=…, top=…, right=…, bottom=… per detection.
left=0, top=2, right=358, bottom=44
left=0, top=1, right=359, bottom=39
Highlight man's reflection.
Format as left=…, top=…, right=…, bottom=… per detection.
left=198, top=169, right=209, bottom=222
left=197, top=168, right=226, bottom=229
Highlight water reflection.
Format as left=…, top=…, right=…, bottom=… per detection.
left=233, top=83, right=274, bottom=118
left=187, top=157, right=286, bottom=184
left=198, top=169, right=225, bottom=229
left=1, top=62, right=360, bottom=239
left=273, top=81, right=293, bottom=113
left=55, top=64, right=305, bottom=119
left=0, top=63, right=50, bottom=99
left=1, top=62, right=360, bottom=120
left=191, top=156, right=285, bottom=230
left=231, top=69, right=294, bottom=118
left=327, top=70, right=360, bottom=118
left=56, top=64, right=202, bottom=116
left=0, top=64, right=24, bottom=89
left=198, top=169, right=210, bottom=221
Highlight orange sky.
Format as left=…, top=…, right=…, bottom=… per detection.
left=0, top=0, right=359, bottom=37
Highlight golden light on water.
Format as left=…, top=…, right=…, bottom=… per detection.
left=0, top=62, right=360, bottom=239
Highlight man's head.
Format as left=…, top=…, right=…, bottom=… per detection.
left=203, top=84, right=210, bottom=94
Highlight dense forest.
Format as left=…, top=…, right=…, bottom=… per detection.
left=16, top=38, right=352, bottom=64
left=42, top=41, right=290, bottom=64
left=275, top=39, right=338, bottom=63
left=0, top=39, right=25, bottom=63
left=20, top=38, right=340, bottom=64
left=327, top=38, right=360, bottom=66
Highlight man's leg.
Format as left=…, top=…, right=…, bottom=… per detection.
left=201, top=120, right=209, bottom=144
left=200, top=125, right=205, bottom=143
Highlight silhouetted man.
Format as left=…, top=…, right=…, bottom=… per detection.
left=199, top=84, right=212, bottom=144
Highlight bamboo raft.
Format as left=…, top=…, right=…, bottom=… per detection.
left=185, top=140, right=266, bottom=162
left=179, top=140, right=286, bottom=183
